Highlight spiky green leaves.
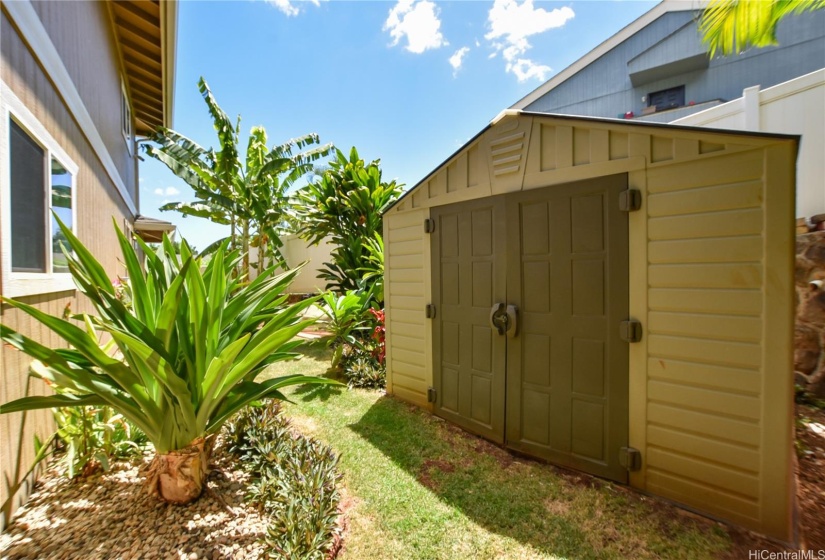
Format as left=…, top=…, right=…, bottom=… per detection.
left=0, top=217, right=338, bottom=453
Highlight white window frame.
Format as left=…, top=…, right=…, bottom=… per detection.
left=121, top=79, right=133, bottom=156
left=1, top=80, right=79, bottom=298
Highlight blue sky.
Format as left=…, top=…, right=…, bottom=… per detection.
left=139, top=0, right=658, bottom=248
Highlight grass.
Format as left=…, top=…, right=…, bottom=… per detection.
left=262, top=342, right=732, bottom=560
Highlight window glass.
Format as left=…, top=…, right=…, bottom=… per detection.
left=51, top=158, right=72, bottom=273
left=10, top=120, right=46, bottom=273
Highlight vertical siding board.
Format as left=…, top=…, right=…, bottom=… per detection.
left=590, top=128, right=609, bottom=164
left=758, top=143, right=796, bottom=539
left=556, top=126, right=573, bottom=168
left=628, top=168, right=649, bottom=489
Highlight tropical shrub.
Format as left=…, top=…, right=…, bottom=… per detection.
left=0, top=217, right=336, bottom=503
left=342, top=354, right=385, bottom=390
left=291, top=147, right=403, bottom=302
left=144, top=77, right=332, bottom=278
left=315, top=289, right=374, bottom=370
left=52, top=395, right=147, bottom=478
left=224, top=400, right=341, bottom=560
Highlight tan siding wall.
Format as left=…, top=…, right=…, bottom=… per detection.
left=385, top=113, right=796, bottom=540
left=1, top=9, right=133, bottom=527
left=30, top=0, right=137, bottom=203
left=384, top=208, right=431, bottom=409
left=643, top=150, right=772, bottom=529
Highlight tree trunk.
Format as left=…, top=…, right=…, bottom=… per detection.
left=242, top=220, right=250, bottom=280
left=147, top=435, right=215, bottom=504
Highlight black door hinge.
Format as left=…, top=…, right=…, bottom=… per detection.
left=427, top=387, right=437, bottom=403
left=619, top=447, right=642, bottom=471
left=619, top=189, right=642, bottom=212
left=619, top=319, right=643, bottom=343
left=424, top=218, right=436, bottom=233
left=425, top=304, right=436, bottom=318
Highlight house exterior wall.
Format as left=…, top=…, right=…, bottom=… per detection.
left=0, top=3, right=136, bottom=527
left=524, top=10, right=825, bottom=124
left=30, top=0, right=138, bottom=204
left=384, top=113, right=796, bottom=540
left=673, top=69, right=825, bottom=219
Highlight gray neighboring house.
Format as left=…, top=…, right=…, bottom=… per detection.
left=514, top=1, right=825, bottom=123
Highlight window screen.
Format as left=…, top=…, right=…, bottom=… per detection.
left=10, top=120, right=46, bottom=273
left=648, top=85, right=686, bottom=111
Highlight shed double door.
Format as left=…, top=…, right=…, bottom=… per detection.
left=431, top=174, right=629, bottom=483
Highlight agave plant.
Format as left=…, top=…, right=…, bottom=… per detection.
left=0, top=217, right=336, bottom=503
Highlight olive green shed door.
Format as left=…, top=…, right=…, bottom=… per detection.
left=505, top=175, right=629, bottom=483
left=431, top=175, right=629, bottom=483
left=431, top=197, right=507, bottom=442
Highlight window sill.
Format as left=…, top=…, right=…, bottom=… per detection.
left=2, top=275, right=76, bottom=299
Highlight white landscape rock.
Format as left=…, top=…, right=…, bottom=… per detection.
left=0, top=447, right=268, bottom=560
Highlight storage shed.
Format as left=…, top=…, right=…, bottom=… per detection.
left=383, top=111, right=798, bottom=541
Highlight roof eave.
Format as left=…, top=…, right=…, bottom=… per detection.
left=161, top=0, right=177, bottom=129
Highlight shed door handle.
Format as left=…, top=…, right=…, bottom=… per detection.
left=506, top=305, right=518, bottom=338
left=489, top=303, right=508, bottom=335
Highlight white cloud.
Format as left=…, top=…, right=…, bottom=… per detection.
left=485, top=0, right=574, bottom=82
left=385, top=0, right=448, bottom=54
left=449, top=47, right=470, bottom=75
left=155, top=186, right=180, bottom=196
left=266, top=0, right=322, bottom=17
left=509, top=58, right=552, bottom=82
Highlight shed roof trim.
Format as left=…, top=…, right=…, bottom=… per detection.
left=385, top=110, right=799, bottom=215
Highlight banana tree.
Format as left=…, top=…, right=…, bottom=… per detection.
left=143, top=77, right=332, bottom=279
left=700, top=0, right=825, bottom=56
left=0, top=217, right=337, bottom=503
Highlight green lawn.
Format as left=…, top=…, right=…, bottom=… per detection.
left=262, top=343, right=732, bottom=560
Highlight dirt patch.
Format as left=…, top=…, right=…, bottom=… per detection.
left=417, top=459, right=456, bottom=490
left=796, top=403, right=825, bottom=550
left=329, top=490, right=360, bottom=560
left=472, top=439, right=514, bottom=469
left=543, top=496, right=571, bottom=516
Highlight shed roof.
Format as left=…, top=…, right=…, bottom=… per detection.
left=386, top=110, right=799, bottom=214
left=107, top=0, right=177, bottom=135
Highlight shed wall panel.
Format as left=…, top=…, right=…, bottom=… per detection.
left=384, top=208, right=430, bottom=407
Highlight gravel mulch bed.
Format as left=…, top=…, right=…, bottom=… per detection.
left=0, top=446, right=268, bottom=560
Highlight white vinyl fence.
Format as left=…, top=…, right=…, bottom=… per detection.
left=673, top=68, right=825, bottom=219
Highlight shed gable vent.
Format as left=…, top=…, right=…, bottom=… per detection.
left=490, top=131, right=525, bottom=177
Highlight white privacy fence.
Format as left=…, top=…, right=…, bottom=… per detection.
left=673, top=69, right=825, bottom=220
left=249, top=234, right=334, bottom=293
